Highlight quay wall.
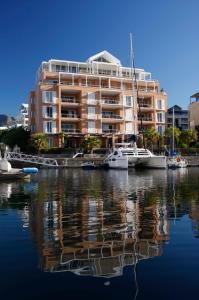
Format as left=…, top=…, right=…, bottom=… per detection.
left=9, top=155, right=199, bottom=168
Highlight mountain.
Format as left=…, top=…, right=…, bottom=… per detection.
left=0, top=114, right=15, bottom=127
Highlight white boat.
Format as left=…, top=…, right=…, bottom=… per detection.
left=113, top=143, right=167, bottom=169
left=167, top=156, right=188, bottom=169
left=105, top=149, right=128, bottom=169
left=81, top=161, right=96, bottom=170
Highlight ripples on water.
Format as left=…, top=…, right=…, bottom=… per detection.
left=1, top=168, right=199, bottom=300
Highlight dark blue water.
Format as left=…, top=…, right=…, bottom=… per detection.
left=1, top=168, right=199, bottom=300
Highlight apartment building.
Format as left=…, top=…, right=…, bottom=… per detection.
left=29, top=51, right=167, bottom=147
left=167, top=105, right=188, bottom=130
left=189, top=92, right=199, bottom=129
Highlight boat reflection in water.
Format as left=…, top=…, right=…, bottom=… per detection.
left=28, top=169, right=170, bottom=279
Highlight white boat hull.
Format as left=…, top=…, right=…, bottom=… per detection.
left=167, top=157, right=188, bottom=169
left=134, top=156, right=167, bottom=169
left=108, top=157, right=128, bottom=169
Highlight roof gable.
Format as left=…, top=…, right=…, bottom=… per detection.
left=87, top=51, right=121, bottom=66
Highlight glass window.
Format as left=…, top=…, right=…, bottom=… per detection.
left=46, top=107, right=53, bottom=118
left=47, top=122, right=52, bottom=133
left=158, top=125, right=163, bottom=135
left=126, top=96, right=132, bottom=106
left=157, top=112, right=164, bottom=122
left=157, top=100, right=162, bottom=109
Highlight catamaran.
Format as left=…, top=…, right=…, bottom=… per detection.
left=107, top=34, right=167, bottom=169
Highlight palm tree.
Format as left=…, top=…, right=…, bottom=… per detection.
left=165, top=126, right=181, bottom=149
left=180, top=129, right=197, bottom=147
left=31, top=133, right=48, bottom=154
left=81, top=135, right=101, bottom=154
left=144, top=128, right=160, bottom=150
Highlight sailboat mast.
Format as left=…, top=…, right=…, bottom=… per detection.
left=172, top=107, right=175, bottom=154
left=130, top=33, right=136, bottom=135
left=130, top=33, right=143, bottom=138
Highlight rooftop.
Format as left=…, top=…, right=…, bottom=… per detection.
left=38, top=50, right=153, bottom=82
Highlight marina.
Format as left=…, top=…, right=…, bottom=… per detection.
left=1, top=168, right=199, bottom=300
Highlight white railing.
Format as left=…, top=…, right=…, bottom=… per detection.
left=6, top=152, right=58, bottom=167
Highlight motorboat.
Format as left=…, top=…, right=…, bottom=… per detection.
left=167, top=156, right=188, bottom=169
left=81, top=161, right=96, bottom=170
left=113, top=143, right=167, bottom=169
left=104, top=149, right=128, bottom=169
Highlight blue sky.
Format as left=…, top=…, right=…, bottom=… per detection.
left=0, top=0, right=199, bottom=116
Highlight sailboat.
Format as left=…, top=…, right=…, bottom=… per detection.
left=107, top=33, right=167, bottom=169
left=167, top=108, right=188, bottom=169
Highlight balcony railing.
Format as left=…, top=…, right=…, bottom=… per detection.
left=138, top=103, right=153, bottom=108
left=61, top=113, right=80, bottom=118
left=138, top=117, right=153, bottom=121
left=102, top=129, right=119, bottom=133
left=102, top=114, right=122, bottom=119
left=61, top=128, right=80, bottom=133
left=61, top=97, right=78, bottom=103
left=101, top=99, right=121, bottom=105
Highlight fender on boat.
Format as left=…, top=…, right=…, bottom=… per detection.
left=22, top=167, right=39, bottom=174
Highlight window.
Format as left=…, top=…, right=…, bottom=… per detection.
left=88, top=121, right=96, bottom=133
left=126, top=96, right=132, bottom=106
left=46, top=107, right=53, bottom=118
left=88, top=106, right=95, bottom=119
left=42, top=91, right=56, bottom=103
left=62, top=124, right=74, bottom=130
left=48, top=138, right=53, bottom=148
left=157, top=126, right=163, bottom=135
left=47, top=122, right=52, bottom=133
left=157, top=112, right=164, bottom=123
left=157, top=99, right=165, bottom=110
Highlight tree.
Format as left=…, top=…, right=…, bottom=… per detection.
left=165, top=126, right=181, bottom=148
left=180, top=129, right=197, bottom=147
left=1, top=127, right=30, bottom=151
left=144, top=128, right=160, bottom=150
left=81, top=135, right=101, bottom=153
left=31, top=133, right=48, bottom=153
left=58, top=131, right=65, bottom=147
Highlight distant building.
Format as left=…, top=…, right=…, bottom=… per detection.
left=167, top=105, right=188, bottom=130
left=29, top=50, right=167, bottom=148
left=16, top=103, right=29, bottom=128
left=189, top=92, right=199, bottom=130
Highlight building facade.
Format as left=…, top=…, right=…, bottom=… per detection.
left=167, top=105, right=188, bottom=130
left=29, top=51, right=167, bottom=147
left=189, top=92, right=199, bottom=130
left=16, top=103, right=29, bottom=128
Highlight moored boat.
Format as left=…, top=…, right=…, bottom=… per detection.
left=167, top=156, right=188, bottom=169
left=113, top=143, right=167, bottom=169
left=104, top=149, right=128, bottom=169
left=81, top=161, right=96, bottom=170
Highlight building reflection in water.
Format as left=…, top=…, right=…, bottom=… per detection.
left=28, top=169, right=170, bottom=278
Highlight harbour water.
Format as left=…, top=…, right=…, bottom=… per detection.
left=1, top=168, right=199, bottom=300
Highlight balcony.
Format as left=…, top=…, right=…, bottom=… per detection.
left=61, top=113, right=80, bottom=121
left=61, top=97, right=79, bottom=107
left=101, top=99, right=122, bottom=108
left=138, top=116, right=154, bottom=123
left=102, top=129, right=120, bottom=134
left=102, top=114, right=123, bottom=123
left=61, top=128, right=81, bottom=134
left=138, top=103, right=153, bottom=110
